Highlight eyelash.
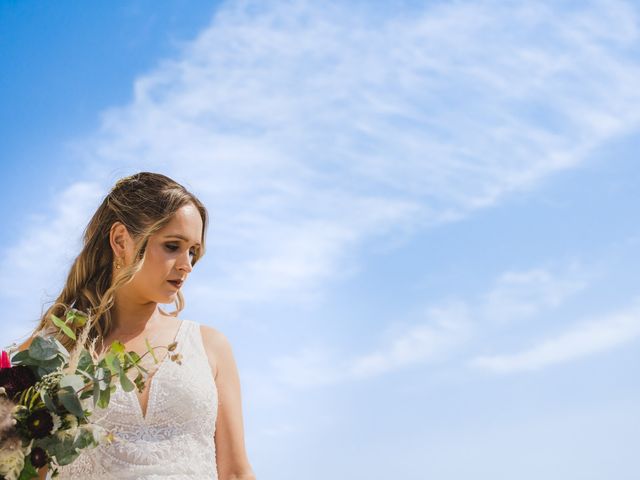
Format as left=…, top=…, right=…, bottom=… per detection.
left=166, top=244, right=196, bottom=257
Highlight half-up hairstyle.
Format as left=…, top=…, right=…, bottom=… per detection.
left=30, top=171, right=209, bottom=354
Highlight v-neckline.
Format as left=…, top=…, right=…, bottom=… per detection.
left=131, top=319, right=187, bottom=422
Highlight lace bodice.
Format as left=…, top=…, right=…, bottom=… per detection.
left=55, top=319, right=219, bottom=479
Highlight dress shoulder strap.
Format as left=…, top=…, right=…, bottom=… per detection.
left=179, top=320, right=217, bottom=387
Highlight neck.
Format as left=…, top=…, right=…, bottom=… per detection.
left=109, top=292, right=164, bottom=336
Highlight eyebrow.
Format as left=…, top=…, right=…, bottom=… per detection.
left=163, top=234, right=201, bottom=247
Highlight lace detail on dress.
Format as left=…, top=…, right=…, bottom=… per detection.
left=55, top=320, right=218, bottom=479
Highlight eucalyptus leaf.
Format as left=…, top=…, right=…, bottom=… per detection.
left=29, top=335, right=59, bottom=361
left=60, top=374, right=85, bottom=392
left=127, top=351, right=142, bottom=363
left=76, top=349, right=93, bottom=373
left=97, top=385, right=111, bottom=409
left=73, top=427, right=96, bottom=450
left=75, top=368, right=95, bottom=384
left=93, top=380, right=101, bottom=408
left=104, top=352, right=119, bottom=375
left=97, top=367, right=110, bottom=390
left=119, top=369, right=135, bottom=392
left=57, top=386, right=85, bottom=418
left=12, top=351, right=63, bottom=371
left=10, top=349, right=30, bottom=365
left=37, top=362, right=63, bottom=377
left=44, top=436, right=80, bottom=466
left=52, top=337, right=70, bottom=359
left=41, top=390, right=57, bottom=412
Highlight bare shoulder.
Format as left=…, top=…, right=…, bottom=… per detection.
left=198, top=323, right=234, bottom=381
left=199, top=323, right=230, bottom=350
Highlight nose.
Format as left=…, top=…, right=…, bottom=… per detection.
left=177, top=251, right=194, bottom=274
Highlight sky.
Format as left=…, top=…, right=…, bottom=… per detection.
left=1, top=0, right=639, bottom=478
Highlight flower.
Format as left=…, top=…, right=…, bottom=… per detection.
left=29, top=447, right=48, bottom=469
left=56, top=414, right=78, bottom=441
left=25, top=409, right=54, bottom=439
left=0, top=352, right=10, bottom=369
left=0, top=397, right=17, bottom=438
left=169, top=353, right=183, bottom=365
left=0, top=366, right=37, bottom=401
left=0, top=433, right=25, bottom=480
left=50, top=412, right=62, bottom=435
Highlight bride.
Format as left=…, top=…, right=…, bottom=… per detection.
left=17, top=172, right=256, bottom=479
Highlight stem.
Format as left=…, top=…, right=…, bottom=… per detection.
left=74, top=347, right=169, bottom=396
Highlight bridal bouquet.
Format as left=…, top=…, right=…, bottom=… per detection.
left=0, top=308, right=182, bottom=480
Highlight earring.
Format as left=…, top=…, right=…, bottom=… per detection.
left=114, top=258, right=122, bottom=269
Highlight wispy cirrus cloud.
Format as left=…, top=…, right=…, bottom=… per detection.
left=265, top=261, right=592, bottom=388
left=77, top=0, right=640, bottom=315
left=469, top=298, right=640, bottom=374
left=479, top=263, right=591, bottom=324
left=3, top=0, right=640, bottom=343
left=0, top=182, right=104, bottom=346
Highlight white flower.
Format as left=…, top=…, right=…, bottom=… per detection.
left=50, top=412, right=62, bottom=434
left=0, top=435, right=25, bottom=480
left=56, top=414, right=79, bottom=441
left=80, top=423, right=113, bottom=445
left=0, top=397, right=17, bottom=435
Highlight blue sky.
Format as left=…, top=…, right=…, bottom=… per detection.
left=1, top=1, right=639, bottom=478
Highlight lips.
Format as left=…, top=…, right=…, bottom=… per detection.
left=167, top=280, right=183, bottom=288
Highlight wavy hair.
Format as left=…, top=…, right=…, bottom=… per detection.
left=30, top=172, right=208, bottom=354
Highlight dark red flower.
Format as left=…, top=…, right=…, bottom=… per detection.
left=0, top=365, right=37, bottom=400
left=30, top=446, right=49, bottom=468
left=26, top=409, right=54, bottom=439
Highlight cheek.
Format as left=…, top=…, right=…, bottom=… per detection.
left=140, top=246, right=172, bottom=274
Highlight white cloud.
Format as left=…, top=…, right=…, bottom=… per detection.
left=267, top=261, right=596, bottom=387
left=264, top=300, right=472, bottom=389
left=480, top=263, right=591, bottom=324
left=270, top=344, right=346, bottom=388
left=469, top=298, right=640, bottom=373
left=0, top=182, right=104, bottom=349
left=348, top=301, right=472, bottom=379
left=69, top=0, right=640, bottom=315
left=4, top=0, right=640, bottom=347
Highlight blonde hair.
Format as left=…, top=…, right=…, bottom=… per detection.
left=30, top=171, right=209, bottom=353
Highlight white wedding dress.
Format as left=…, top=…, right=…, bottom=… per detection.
left=55, top=319, right=219, bottom=479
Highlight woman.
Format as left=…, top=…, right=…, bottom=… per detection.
left=18, top=172, right=256, bottom=479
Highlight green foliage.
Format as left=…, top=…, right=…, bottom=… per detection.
left=17, top=456, right=38, bottom=480
left=76, top=350, right=94, bottom=374
left=40, top=390, right=57, bottom=412
left=7, top=307, right=180, bottom=479
left=29, top=336, right=59, bottom=361
left=50, top=314, right=76, bottom=340
left=18, top=386, right=44, bottom=411
left=40, top=435, right=80, bottom=466
left=59, top=374, right=84, bottom=392
left=145, top=337, right=159, bottom=363
left=11, top=339, right=65, bottom=376
left=56, top=386, right=85, bottom=419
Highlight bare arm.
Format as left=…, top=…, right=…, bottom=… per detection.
left=200, top=325, right=256, bottom=480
